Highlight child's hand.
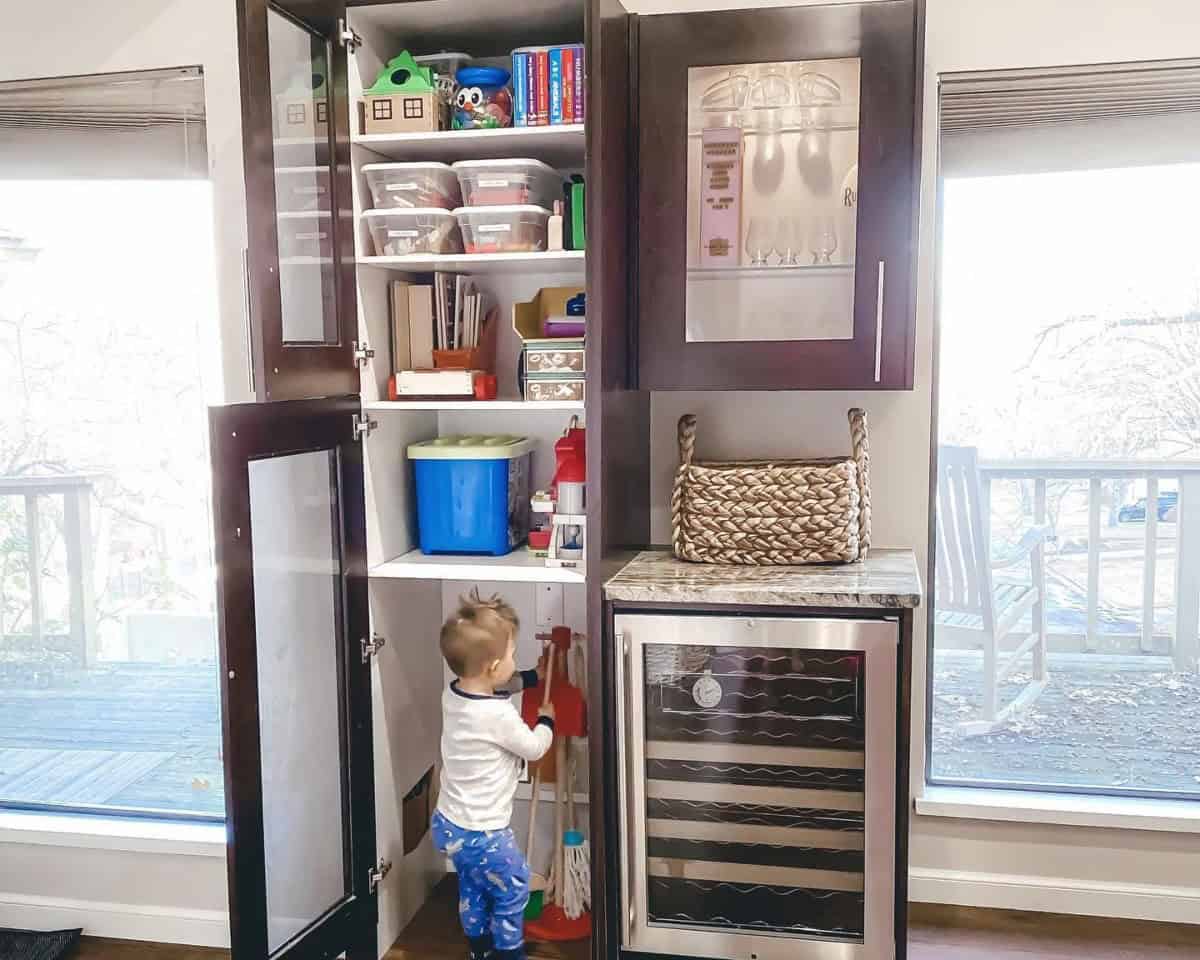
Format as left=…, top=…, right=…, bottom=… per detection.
left=539, top=702, right=556, bottom=721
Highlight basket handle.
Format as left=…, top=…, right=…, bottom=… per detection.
left=678, top=414, right=698, bottom=468
left=848, top=408, right=871, bottom=556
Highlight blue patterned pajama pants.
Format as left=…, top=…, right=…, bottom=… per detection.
left=432, top=810, right=531, bottom=956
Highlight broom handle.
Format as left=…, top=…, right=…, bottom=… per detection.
left=525, top=645, right=556, bottom=862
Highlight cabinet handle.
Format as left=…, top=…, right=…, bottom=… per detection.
left=614, top=632, right=634, bottom=945
left=874, top=259, right=885, bottom=384
left=241, top=247, right=255, bottom=396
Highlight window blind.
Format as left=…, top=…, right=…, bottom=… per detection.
left=0, top=67, right=206, bottom=179
left=939, top=59, right=1200, bottom=178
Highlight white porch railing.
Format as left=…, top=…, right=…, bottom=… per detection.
left=0, top=475, right=97, bottom=667
left=977, top=459, right=1200, bottom=671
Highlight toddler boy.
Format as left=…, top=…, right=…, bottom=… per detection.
left=433, top=592, right=554, bottom=960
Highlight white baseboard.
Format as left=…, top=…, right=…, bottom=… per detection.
left=0, top=891, right=230, bottom=947
left=910, top=867, right=1200, bottom=925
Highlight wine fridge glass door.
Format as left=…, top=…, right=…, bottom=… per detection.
left=615, top=614, right=898, bottom=960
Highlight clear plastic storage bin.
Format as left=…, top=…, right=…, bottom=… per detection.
left=454, top=205, right=550, bottom=254
left=361, top=162, right=461, bottom=210
left=452, top=159, right=562, bottom=208
left=277, top=211, right=333, bottom=260
left=363, top=208, right=463, bottom=257
left=275, top=166, right=331, bottom=212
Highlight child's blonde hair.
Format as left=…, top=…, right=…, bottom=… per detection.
left=439, top=588, right=519, bottom=678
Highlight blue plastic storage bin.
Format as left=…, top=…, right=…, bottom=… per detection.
left=409, top=435, right=534, bottom=556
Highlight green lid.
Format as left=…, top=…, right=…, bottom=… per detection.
left=366, top=51, right=436, bottom=95
left=408, top=435, right=534, bottom=460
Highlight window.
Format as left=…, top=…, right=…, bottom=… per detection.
left=930, top=61, right=1200, bottom=800
left=0, top=68, right=224, bottom=820
left=402, top=97, right=423, bottom=119
left=373, top=99, right=392, bottom=121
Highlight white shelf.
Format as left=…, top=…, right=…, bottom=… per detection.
left=371, top=547, right=584, bottom=584
left=358, top=250, right=584, bottom=274
left=367, top=398, right=584, bottom=412
left=352, top=124, right=586, bottom=166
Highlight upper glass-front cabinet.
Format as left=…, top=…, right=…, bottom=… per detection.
left=639, top=1, right=919, bottom=390
left=238, top=0, right=360, bottom=401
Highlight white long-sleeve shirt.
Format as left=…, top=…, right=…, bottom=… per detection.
left=437, top=673, right=554, bottom=831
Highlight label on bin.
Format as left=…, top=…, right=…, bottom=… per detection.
left=386, top=183, right=418, bottom=191
left=478, top=178, right=512, bottom=187
left=476, top=223, right=512, bottom=233
left=295, top=231, right=327, bottom=240
left=387, top=229, right=420, bottom=238
left=296, top=185, right=325, bottom=195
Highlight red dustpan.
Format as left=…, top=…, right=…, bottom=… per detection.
left=521, top=627, right=587, bottom=739
left=525, top=903, right=592, bottom=942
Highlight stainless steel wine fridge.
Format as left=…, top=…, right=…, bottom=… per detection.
left=614, top=613, right=900, bottom=960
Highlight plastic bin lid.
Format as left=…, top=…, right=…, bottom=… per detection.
left=408, top=435, right=534, bottom=460
left=361, top=207, right=457, bottom=220
left=452, top=205, right=552, bottom=216
left=451, top=158, right=558, bottom=174
left=361, top=161, right=455, bottom=173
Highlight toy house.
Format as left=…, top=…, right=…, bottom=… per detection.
left=361, top=50, right=445, bottom=134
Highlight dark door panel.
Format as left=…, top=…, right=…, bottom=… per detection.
left=210, top=396, right=374, bottom=960
left=237, top=0, right=359, bottom=401
left=637, top=1, right=918, bottom=390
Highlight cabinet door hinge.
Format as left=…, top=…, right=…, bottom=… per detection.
left=353, top=340, right=375, bottom=367
left=368, top=858, right=392, bottom=893
left=338, top=18, right=362, bottom=51
left=361, top=634, right=386, bottom=663
left=352, top=413, right=377, bottom=441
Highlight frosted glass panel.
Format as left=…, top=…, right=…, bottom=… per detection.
left=685, top=59, right=861, bottom=342
left=268, top=7, right=338, bottom=344
left=249, top=450, right=346, bottom=952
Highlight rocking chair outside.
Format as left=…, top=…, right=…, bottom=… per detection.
left=934, top=445, right=1050, bottom=735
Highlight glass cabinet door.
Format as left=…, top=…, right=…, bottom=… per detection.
left=237, top=0, right=359, bottom=401
left=616, top=614, right=898, bottom=960
left=210, top=397, right=375, bottom=960
left=637, top=1, right=917, bottom=390
left=687, top=58, right=861, bottom=344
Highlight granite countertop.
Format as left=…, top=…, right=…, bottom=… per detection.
left=605, top=548, right=922, bottom=609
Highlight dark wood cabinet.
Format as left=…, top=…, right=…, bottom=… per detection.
left=635, top=1, right=921, bottom=391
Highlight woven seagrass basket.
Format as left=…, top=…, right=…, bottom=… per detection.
left=671, top=409, right=871, bottom=566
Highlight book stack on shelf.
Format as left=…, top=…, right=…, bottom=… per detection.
left=389, top=274, right=498, bottom=400
left=512, top=45, right=585, bottom=127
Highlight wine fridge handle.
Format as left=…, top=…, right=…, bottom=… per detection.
left=614, top=631, right=635, bottom=944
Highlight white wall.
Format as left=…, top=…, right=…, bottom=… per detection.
left=632, top=0, right=1200, bottom=923
left=0, top=0, right=246, bottom=946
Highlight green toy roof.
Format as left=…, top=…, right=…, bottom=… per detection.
left=365, top=51, right=436, bottom=95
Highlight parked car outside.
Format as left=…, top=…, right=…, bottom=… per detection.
left=1117, top=491, right=1178, bottom=523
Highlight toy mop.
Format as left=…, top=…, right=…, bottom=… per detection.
left=522, top=627, right=591, bottom=942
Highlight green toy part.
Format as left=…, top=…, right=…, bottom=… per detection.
left=366, top=51, right=437, bottom=95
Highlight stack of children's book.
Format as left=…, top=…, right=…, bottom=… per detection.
left=512, top=44, right=585, bottom=127
left=389, top=274, right=496, bottom=399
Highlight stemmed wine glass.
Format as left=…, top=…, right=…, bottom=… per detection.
left=808, top=213, right=838, bottom=265
left=745, top=217, right=772, bottom=266
left=774, top=216, right=803, bottom=266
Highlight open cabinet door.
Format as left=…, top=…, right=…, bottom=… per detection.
left=237, top=0, right=360, bottom=401
left=210, top=397, right=377, bottom=960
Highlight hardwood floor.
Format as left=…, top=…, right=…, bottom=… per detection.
left=71, top=905, right=1200, bottom=960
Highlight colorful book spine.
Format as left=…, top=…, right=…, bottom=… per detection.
left=512, top=52, right=528, bottom=126
left=561, top=47, right=575, bottom=125
left=528, top=51, right=542, bottom=126
left=573, top=45, right=585, bottom=124
left=549, top=47, right=563, bottom=125
left=534, top=48, right=550, bottom=125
